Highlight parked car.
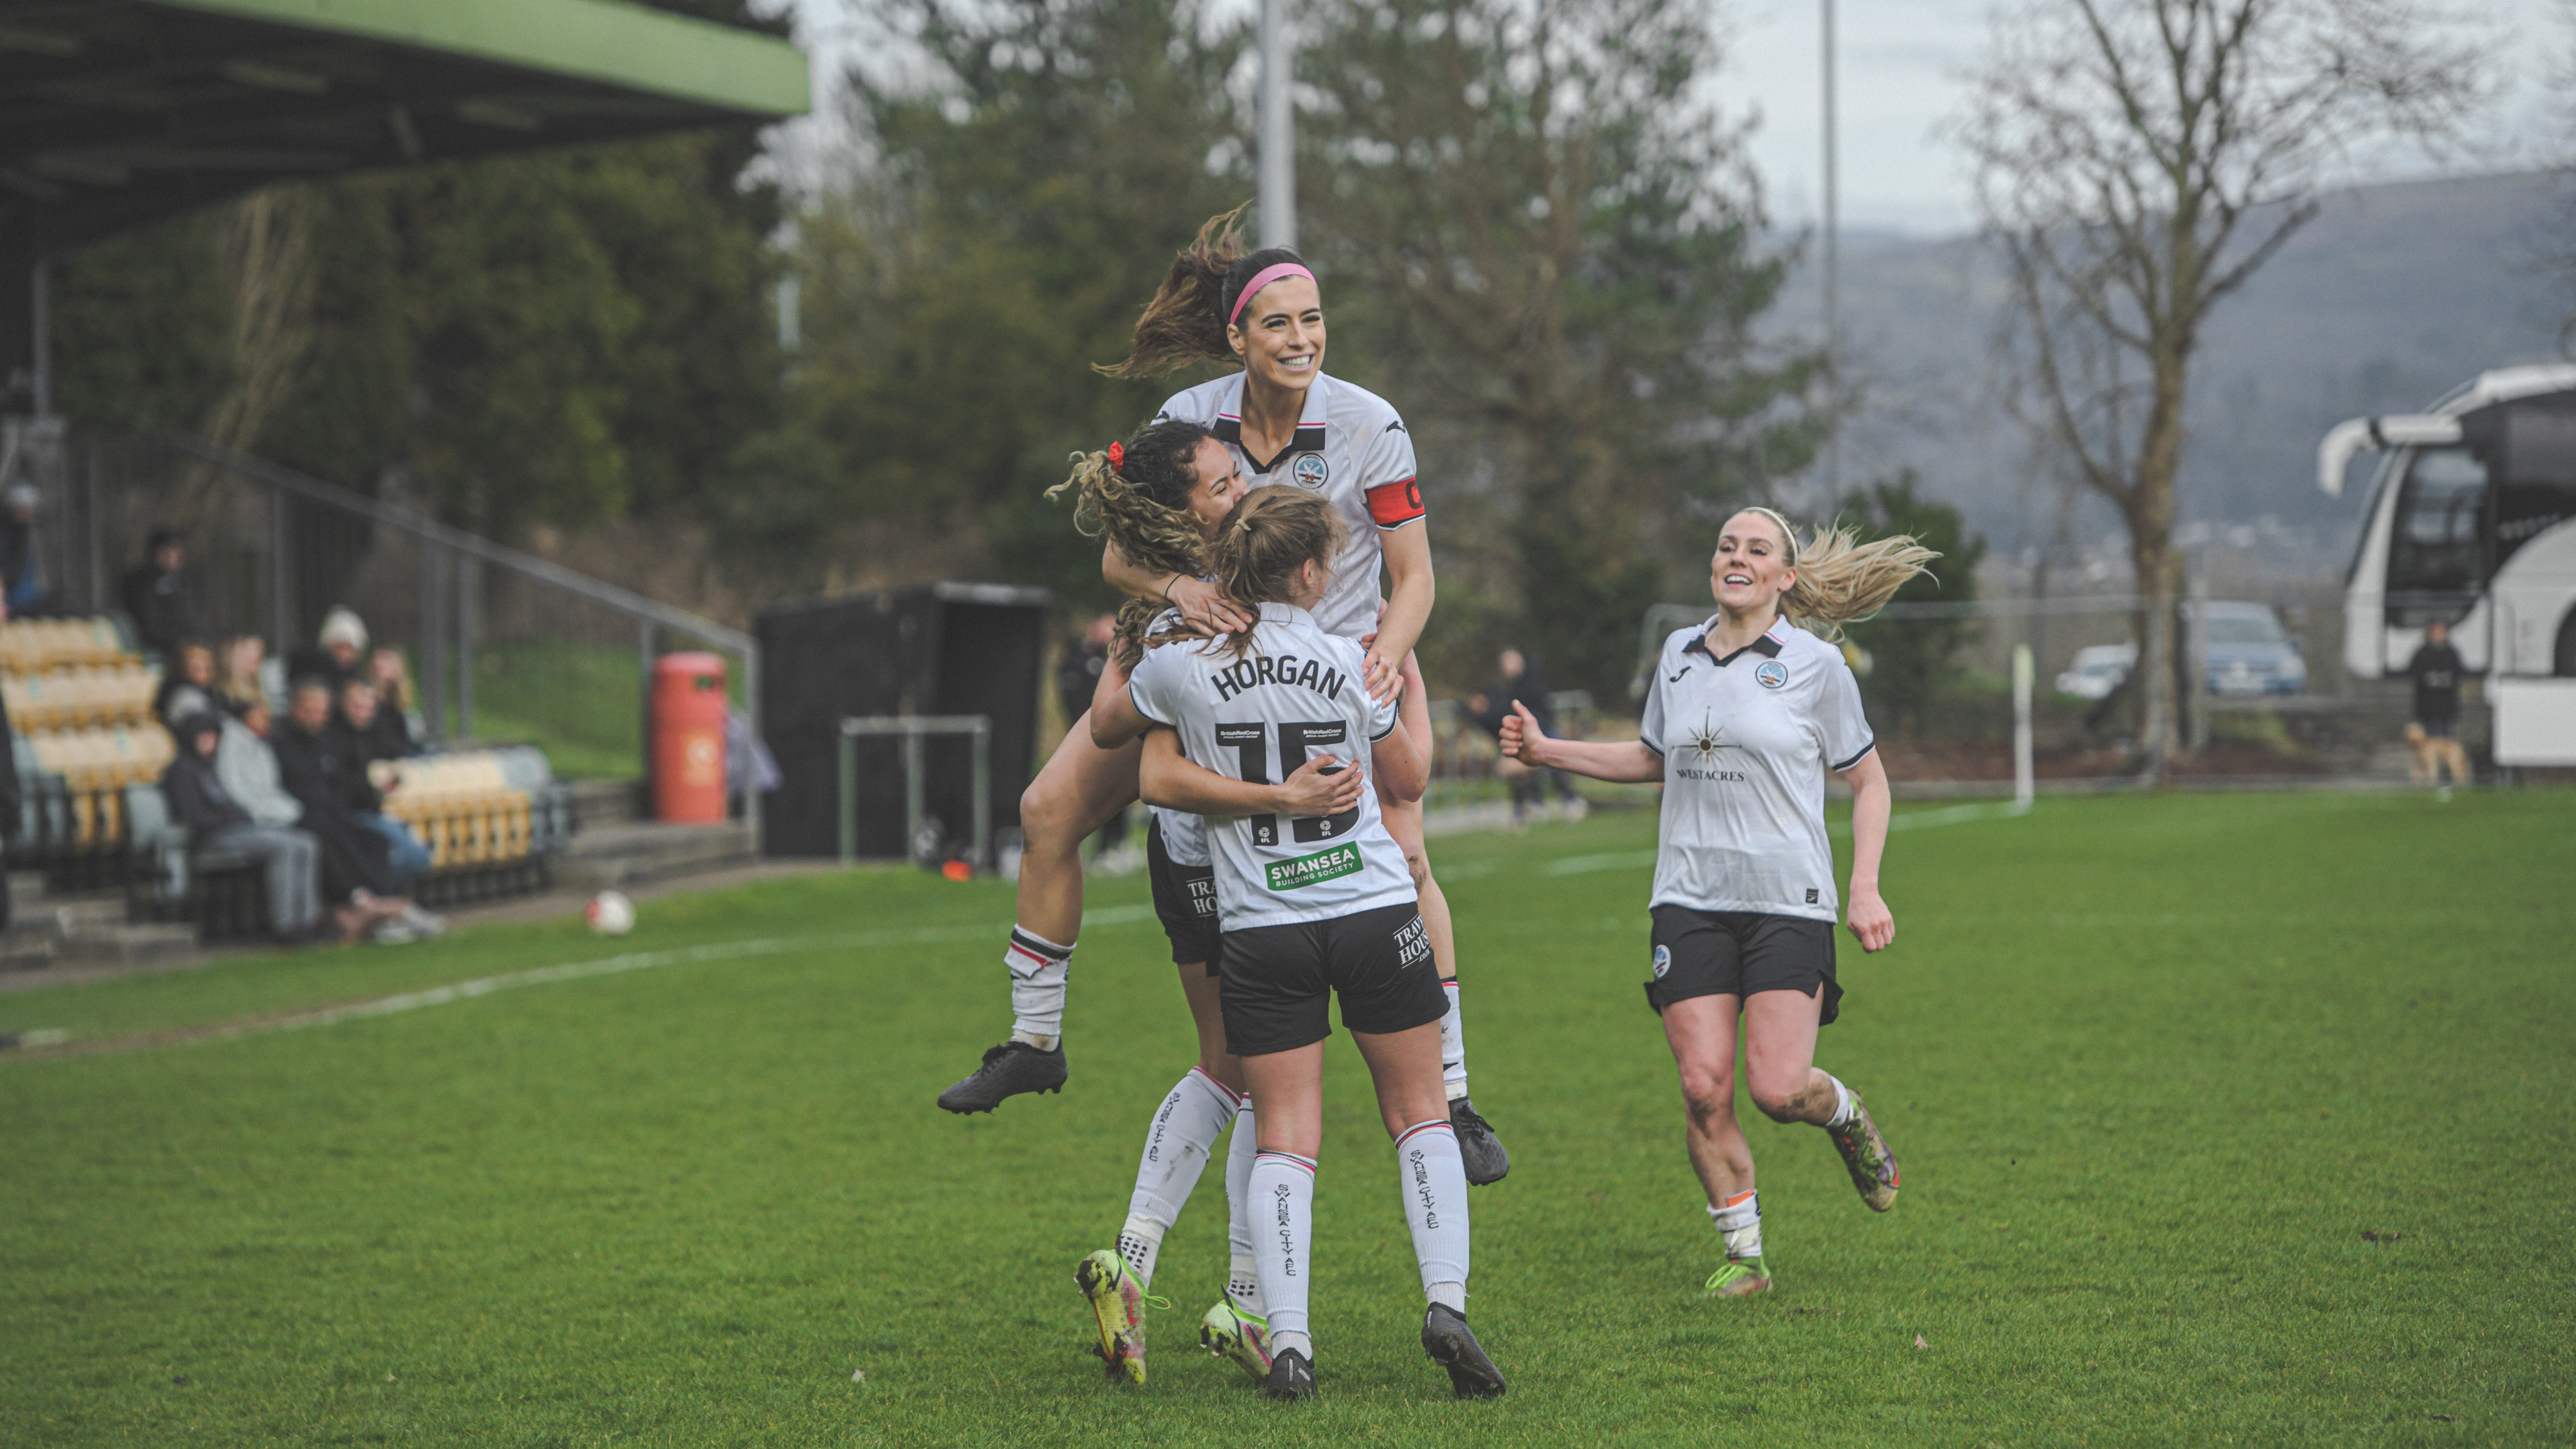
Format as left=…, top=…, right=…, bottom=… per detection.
left=2056, top=643, right=2136, bottom=700
left=2192, top=601, right=2307, bottom=696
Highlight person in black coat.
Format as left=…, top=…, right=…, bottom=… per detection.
left=1467, top=648, right=1580, bottom=819
left=160, top=712, right=333, bottom=943
left=270, top=679, right=404, bottom=905
left=121, top=529, right=206, bottom=658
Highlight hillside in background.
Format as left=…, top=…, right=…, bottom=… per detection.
left=1775, top=171, right=2576, bottom=580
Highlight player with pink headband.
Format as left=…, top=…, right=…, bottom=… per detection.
left=935, top=205, right=1506, bottom=1377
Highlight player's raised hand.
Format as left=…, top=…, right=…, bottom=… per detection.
left=1498, top=699, right=1545, bottom=763
left=1273, top=753, right=1366, bottom=818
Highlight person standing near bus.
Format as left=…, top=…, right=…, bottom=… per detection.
left=2404, top=620, right=2470, bottom=792
left=1500, top=506, right=1931, bottom=1297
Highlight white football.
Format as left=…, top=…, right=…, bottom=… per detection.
left=585, top=889, right=635, bottom=936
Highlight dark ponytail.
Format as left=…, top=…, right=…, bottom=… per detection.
left=1099, top=204, right=1320, bottom=379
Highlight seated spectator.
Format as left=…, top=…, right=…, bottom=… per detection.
left=272, top=677, right=441, bottom=942
left=285, top=608, right=368, bottom=695
left=153, top=640, right=219, bottom=729
left=367, top=647, right=422, bottom=740
left=0, top=483, right=52, bottom=616
left=214, top=696, right=304, bottom=830
left=338, top=675, right=415, bottom=764
left=121, top=528, right=205, bottom=658
left=219, top=634, right=279, bottom=714
left=158, top=711, right=353, bottom=945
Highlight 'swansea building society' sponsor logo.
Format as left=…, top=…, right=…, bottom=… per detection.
left=1267, top=843, right=1363, bottom=891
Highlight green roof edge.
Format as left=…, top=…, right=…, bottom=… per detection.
left=148, top=0, right=810, bottom=118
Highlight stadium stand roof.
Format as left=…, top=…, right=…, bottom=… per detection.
left=0, top=0, right=809, bottom=411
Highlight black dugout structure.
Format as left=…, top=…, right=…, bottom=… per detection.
left=755, top=582, right=1050, bottom=861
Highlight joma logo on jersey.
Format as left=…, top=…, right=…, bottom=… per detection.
left=1213, top=652, right=1345, bottom=702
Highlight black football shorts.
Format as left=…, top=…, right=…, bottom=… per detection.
left=1218, top=901, right=1446, bottom=1057
left=1645, top=904, right=1841, bottom=1025
left=1145, top=815, right=1221, bottom=970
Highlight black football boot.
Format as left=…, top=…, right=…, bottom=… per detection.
left=1421, top=1303, right=1506, bottom=1399
left=1448, top=1096, right=1511, bottom=1185
left=1264, top=1346, right=1316, bottom=1402
left=935, top=1041, right=1067, bottom=1113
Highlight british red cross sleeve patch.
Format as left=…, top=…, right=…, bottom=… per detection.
left=1364, top=477, right=1425, bottom=529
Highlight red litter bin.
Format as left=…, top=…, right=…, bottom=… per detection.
left=650, top=653, right=729, bottom=823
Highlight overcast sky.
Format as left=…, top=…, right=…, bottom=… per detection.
left=765, top=0, right=2571, bottom=238
left=1725, top=0, right=2569, bottom=235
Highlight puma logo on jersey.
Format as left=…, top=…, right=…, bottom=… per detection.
left=1213, top=652, right=1345, bottom=704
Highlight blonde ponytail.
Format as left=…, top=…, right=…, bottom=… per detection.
left=1735, top=506, right=1940, bottom=641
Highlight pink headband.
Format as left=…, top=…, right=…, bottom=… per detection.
left=1228, top=262, right=1317, bottom=328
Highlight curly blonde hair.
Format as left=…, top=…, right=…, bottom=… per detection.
left=1045, top=419, right=1219, bottom=665
left=1731, top=506, right=1940, bottom=641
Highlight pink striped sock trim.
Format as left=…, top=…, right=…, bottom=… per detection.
left=1395, top=1120, right=1456, bottom=1148
left=1254, top=1150, right=1317, bottom=1175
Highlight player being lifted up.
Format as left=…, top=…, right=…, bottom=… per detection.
left=938, top=207, right=1507, bottom=1191
left=1128, top=489, right=1503, bottom=1402
left=1502, top=507, right=1932, bottom=1297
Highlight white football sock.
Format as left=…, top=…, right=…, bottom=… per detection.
left=1709, top=1189, right=1762, bottom=1261
left=1005, top=928, right=1074, bottom=1043
left=1118, top=1068, right=1240, bottom=1288
left=1114, top=1223, right=1162, bottom=1287
left=1394, top=1120, right=1471, bottom=1302
left=1225, top=1099, right=1263, bottom=1314
left=1249, top=1150, right=1316, bottom=1341
left=1438, top=980, right=1468, bottom=1101
left=1824, top=1074, right=1856, bottom=1129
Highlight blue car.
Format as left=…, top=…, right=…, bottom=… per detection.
left=2192, top=601, right=2307, bottom=696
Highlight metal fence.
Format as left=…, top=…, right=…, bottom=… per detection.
left=15, top=430, right=758, bottom=834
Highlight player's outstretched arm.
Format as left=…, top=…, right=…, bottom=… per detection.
left=1138, top=728, right=1365, bottom=821
left=1838, top=748, right=1894, bottom=953
left=1499, top=699, right=1661, bottom=783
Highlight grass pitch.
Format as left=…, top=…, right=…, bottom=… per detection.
left=2, top=791, right=2568, bottom=1446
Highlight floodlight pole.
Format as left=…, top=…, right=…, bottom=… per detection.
left=1258, top=0, right=1297, bottom=250
left=1820, top=0, right=1840, bottom=498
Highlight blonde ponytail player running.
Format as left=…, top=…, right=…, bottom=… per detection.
left=1130, top=489, right=1502, bottom=1402
left=1501, top=507, right=1932, bottom=1296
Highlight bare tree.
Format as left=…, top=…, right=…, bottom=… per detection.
left=1958, top=0, right=2484, bottom=772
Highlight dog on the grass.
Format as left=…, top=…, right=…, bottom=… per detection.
left=2402, top=721, right=2470, bottom=787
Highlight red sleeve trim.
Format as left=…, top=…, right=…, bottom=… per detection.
left=1365, top=477, right=1425, bottom=529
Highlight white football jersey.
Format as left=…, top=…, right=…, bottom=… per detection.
left=1136, top=609, right=1211, bottom=867
left=1639, top=617, right=1877, bottom=922
left=1152, top=371, right=1424, bottom=641
left=1126, top=603, right=1415, bottom=931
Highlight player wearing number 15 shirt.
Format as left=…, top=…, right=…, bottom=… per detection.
left=1126, top=488, right=1502, bottom=1403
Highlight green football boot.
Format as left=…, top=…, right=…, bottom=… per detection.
left=1199, top=1297, right=1274, bottom=1382
left=1702, top=1256, right=1773, bottom=1297
left=1828, top=1091, right=1901, bottom=1212
left=1075, top=1250, right=1166, bottom=1383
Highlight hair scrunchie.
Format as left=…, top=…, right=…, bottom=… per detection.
left=1106, top=440, right=1124, bottom=470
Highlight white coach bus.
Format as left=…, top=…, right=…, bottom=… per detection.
left=2318, top=362, right=2576, bottom=765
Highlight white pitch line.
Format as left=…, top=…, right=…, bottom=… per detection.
left=1540, top=801, right=2029, bottom=876
left=11, top=904, right=1160, bottom=1057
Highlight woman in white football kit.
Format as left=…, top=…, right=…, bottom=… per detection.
left=940, top=208, right=1509, bottom=1190
left=1502, top=507, right=1933, bottom=1297
left=1130, top=489, right=1505, bottom=1402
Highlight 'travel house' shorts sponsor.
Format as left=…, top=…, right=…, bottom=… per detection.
left=1218, top=901, right=1446, bottom=1056
left=1146, top=815, right=1221, bottom=969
